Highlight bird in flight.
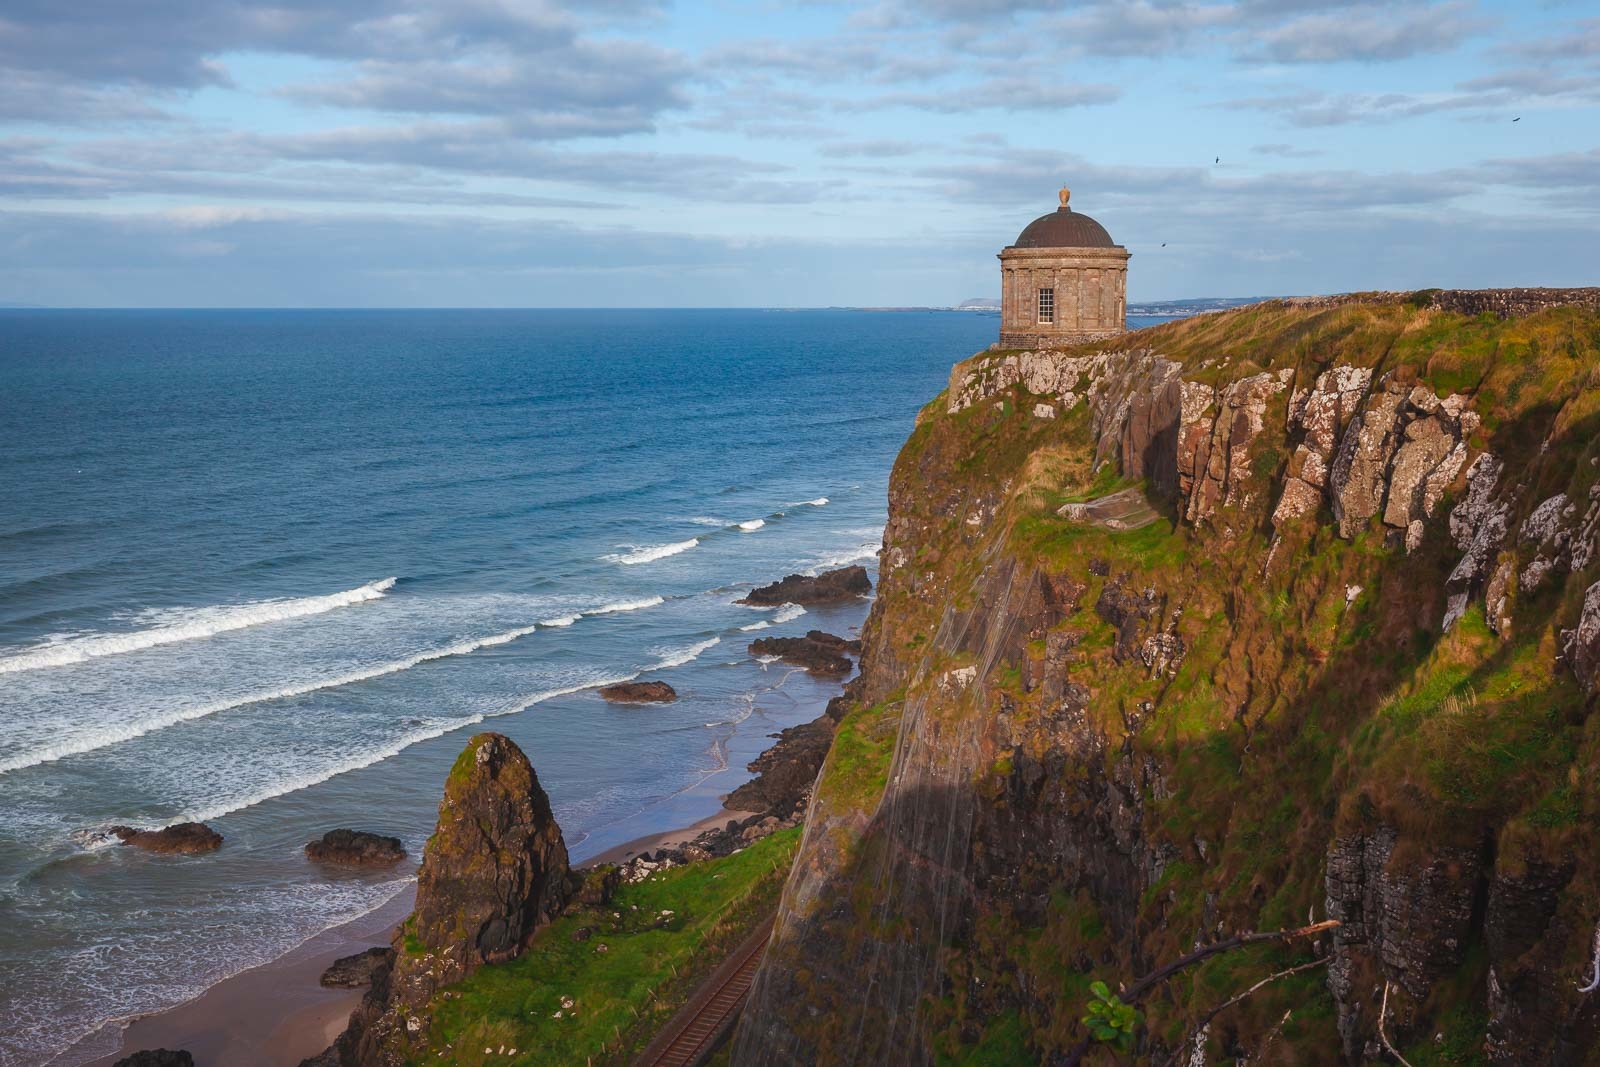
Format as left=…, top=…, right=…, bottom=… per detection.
left=1161, top=243, right=1167, bottom=247
left=1513, top=116, right=1521, bottom=122
left=1214, top=156, right=1220, bottom=164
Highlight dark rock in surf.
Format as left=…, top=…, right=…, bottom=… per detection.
left=725, top=714, right=835, bottom=817
left=109, top=823, right=222, bottom=855
left=737, top=565, right=872, bottom=606
left=305, top=829, right=407, bottom=867
left=113, top=1052, right=194, bottom=1067
left=598, top=680, right=677, bottom=703
left=749, top=630, right=861, bottom=676
left=319, top=946, right=396, bottom=989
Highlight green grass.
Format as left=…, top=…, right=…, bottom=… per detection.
left=412, top=827, right=801, bottom=1066
left=816, top=700, right=900, bottom=813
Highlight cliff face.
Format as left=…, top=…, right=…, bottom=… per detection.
left=735, top=295, right=1600, bottom=1065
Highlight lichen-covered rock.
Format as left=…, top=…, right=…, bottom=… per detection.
left=1563, top=580, right=1600, bottom=692
left=1382, top=391, right=1473, bottom=551
left=1272, top=366, right=1373, bottom=530
left=1444, top=453, right=1513, bottom=631
left=1184, top=371, right=1288, bottom=523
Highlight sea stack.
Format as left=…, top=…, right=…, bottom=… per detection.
left=338, top=732, right=571, bottom=1064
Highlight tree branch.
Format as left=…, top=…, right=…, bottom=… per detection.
left=1377, top=981, right=1416, bottom=1067
left=1060, top=920, right=1338, bottom=1067
left=1161, top=956, right=1329, bottom=1067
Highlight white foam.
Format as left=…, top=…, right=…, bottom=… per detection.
left=687, top=516, right=727, bottom=526
left=653, top=636, right=722, bottom=670
left=736, top=519, right=765, bottom=531
left=0, top=619, right=544, bottom=776
left=540, top=614, right=579, bottom=627
left=739, top=620, right=771, bottom=632
left=589, top=595, right=666, bottom=615
left=772, top=603, right=807, bottom=624
left=174, top=674, right=631, bottom=825
left=602, top=540, right=698, bottom=565
left=787, top=497, right=828, bottom=508
left=806, top=542, right=880, bottom=573
left=0, top=578, right=397, bottom=675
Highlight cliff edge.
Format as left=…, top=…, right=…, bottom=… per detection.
left=734, top=292, right=1600, bottom=1065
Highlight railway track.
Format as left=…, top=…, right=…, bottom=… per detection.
left=633, top=913, right=774, bottom=1067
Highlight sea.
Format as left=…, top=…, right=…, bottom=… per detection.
left=0, top=308, right=1165, bottom=1064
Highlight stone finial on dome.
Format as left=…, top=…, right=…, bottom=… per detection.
left=1059, top=185, right=1070, bottom=209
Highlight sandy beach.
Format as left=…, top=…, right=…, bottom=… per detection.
left=76, top=807, right=755, bottom=1067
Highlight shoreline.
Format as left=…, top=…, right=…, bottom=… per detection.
left=60, top=602, right=865, bottom=1067
left=76, top=806, right=758, bottom=1067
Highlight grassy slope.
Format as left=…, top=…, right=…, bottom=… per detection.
left=804, top=299, right=1600, bottom=1063
left=407, top=828, right=800, bottom=1066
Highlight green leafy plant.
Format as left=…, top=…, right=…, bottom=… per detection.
left=1082, top=980, right=1140, bottom=1051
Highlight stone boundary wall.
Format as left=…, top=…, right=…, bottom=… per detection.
left=1284, top=288, right=1600, bottom=319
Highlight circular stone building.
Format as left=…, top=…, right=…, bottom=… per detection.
left=998, top=187, right=1130, bottom=349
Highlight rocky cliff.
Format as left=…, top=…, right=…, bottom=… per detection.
left=734, top=293, right=1600, bottom=1065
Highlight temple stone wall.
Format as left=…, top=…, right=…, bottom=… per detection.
left=999, top=246, right=1130, bottom=348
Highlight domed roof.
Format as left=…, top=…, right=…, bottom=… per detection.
left=1010, top=187, right=1117, bottom=249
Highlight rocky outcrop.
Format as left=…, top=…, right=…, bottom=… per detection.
left=1327, top=380, right=1474, bottom=548
left=739, top=565, right=872, bottom=606
left=598, top=680, right=677, bottom=702
left=749, top=630, right=861, bottom=675
left=113, top=1053, right=193, bottom=1067
left=1272, top=365, right=1371, bottom=529
left=343, top=733, right=570, bottom=1064
left=725, top=714, right=834, bottom=817
left=320, top=947, right=395, bottom=989
left=305, top=830, right=407, bottom=867
left=109, top=823, right=222, bottom=855
left=1325, top=827, right=1488, bottom=1058
left=1183, top=370, right=1289, bottom=522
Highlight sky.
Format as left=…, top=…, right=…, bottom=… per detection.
left=0, top=0, right=1596, bottom=307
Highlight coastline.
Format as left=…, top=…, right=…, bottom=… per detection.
left=60, top=601, right=866, bottom=1067
left=76, top=806, right=758, bottom=1067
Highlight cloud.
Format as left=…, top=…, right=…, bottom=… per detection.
left=847, top=78, right=1121, bottom=112
left=285, top=38, right=689, bottom=130
left=1252, top=142, right=1322, bottom=157
left=0, top=0, right=686, bottom=132
left=1506, top=17, right=1600, bottom=62
left=1245, top=1, right=1487, bottom=63
left=818, top=139, right=930, bottom=158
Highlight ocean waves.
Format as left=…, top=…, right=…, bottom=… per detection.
left=602, top=539, right=698, bottom=565
left=0, top=578, right=397, bottom=675
left=0, top=593, right=670, bottom=778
